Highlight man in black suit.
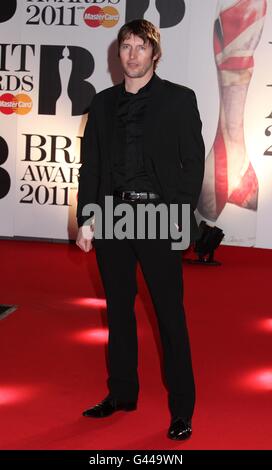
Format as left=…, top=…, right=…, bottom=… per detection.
left=76, top=19, right=205, bottom=440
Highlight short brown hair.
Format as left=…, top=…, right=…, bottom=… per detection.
left=117, top=19, right=162, bottom=70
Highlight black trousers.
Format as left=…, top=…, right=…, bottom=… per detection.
left=93, top=196, right=195, bottom=419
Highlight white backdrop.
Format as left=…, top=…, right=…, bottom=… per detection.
left=0, top=0, right=271, bottom=248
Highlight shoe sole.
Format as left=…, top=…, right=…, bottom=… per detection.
left=167, top=432, right=192, bottom=441
left=82, top=404, right=137, bottom=418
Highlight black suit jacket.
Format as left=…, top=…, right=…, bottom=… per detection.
left=77, top=73, right=205, bottom=243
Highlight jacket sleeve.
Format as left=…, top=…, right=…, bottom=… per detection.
left=76, top=94, right=100, bottom=228
left=177, top=89, right=205, bottom=211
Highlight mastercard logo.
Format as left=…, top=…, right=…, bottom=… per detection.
left=84, top=5, right=119, bottom=28
left=0, top=93, right=33, bottom=115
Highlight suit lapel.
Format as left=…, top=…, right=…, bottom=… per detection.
left=142, top=74, right=165, bottom=161
left=105, top=84, right=122, bottom=172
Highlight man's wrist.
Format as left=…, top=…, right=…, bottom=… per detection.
left=77, top=215, right=95, bottom=229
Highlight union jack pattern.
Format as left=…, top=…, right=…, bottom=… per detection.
left=198, top=0, right=267, bottom=221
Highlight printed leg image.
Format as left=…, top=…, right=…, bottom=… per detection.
left=198, top=0, right=267, bottom=221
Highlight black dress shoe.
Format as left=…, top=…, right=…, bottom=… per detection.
left=167, top=417, right=192, bottom=440
left=82, top=396, right=137, bottom=418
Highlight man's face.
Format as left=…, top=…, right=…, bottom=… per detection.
left=119, top=34, right=158, bottom=78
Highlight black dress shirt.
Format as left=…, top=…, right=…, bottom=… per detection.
left=112, top=72, right=160, bottom=193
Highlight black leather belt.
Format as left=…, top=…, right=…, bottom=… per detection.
left=113, top=190, right=161, bottom=201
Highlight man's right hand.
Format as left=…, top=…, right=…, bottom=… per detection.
left=76, top=225, right=94, bottom=252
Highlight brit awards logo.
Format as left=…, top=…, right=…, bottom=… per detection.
left=0, top=1, right=17, bottom=23
left=38, top=45, right=96, bottom=116
left=0, top=137, right=11, bottom=199
left=125, top=0, right=185, bottom=28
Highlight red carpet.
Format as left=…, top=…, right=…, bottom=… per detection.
left=0, top=239, right=271, bottom=450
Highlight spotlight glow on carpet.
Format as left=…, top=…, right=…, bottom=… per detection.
left=72, top=298, right=106, bottom=308
left=257, top=318, right=272, bottom=332
left=241, top=369, right=272, bottom=391
left=0, top=386, right=34, bottom=405
left=73, top=328, right=108, bottom=344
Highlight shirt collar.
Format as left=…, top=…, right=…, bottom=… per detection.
left=121, top=72, right=156, bottom=96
